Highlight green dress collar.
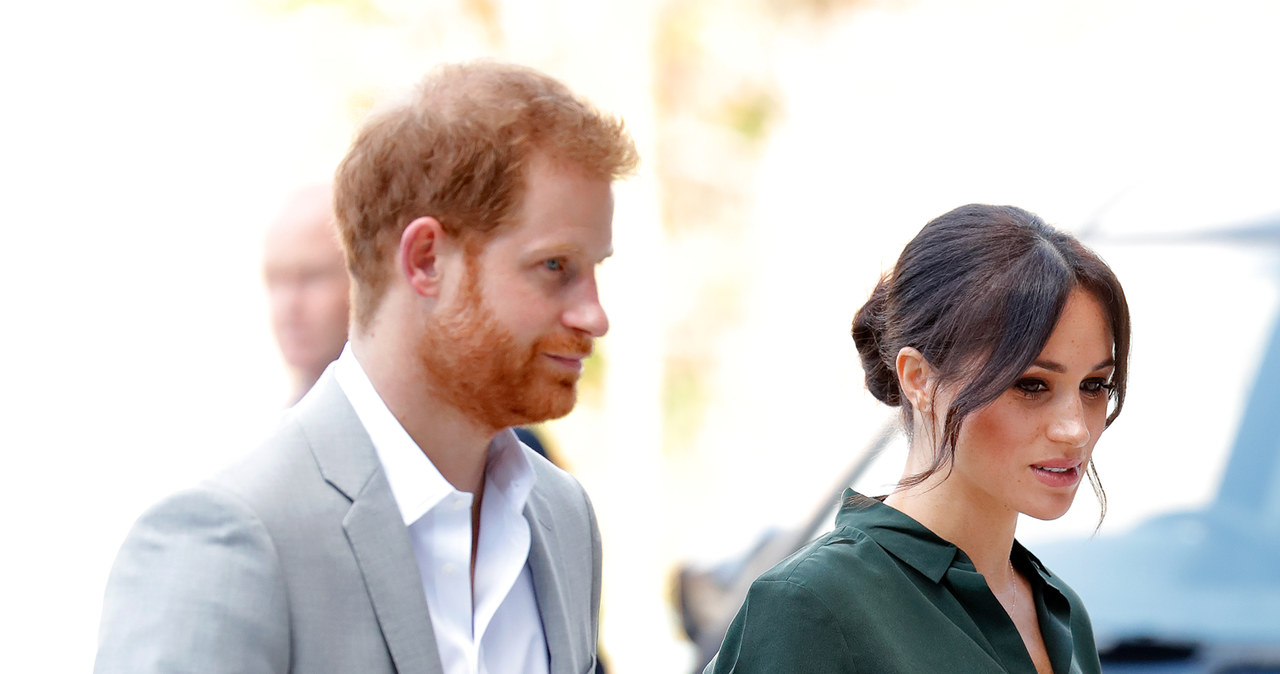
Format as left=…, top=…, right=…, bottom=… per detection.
left=838, top=489, right=1094, bottom=673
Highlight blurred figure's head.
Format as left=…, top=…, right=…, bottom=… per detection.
left=852, top=204, right=1130, bottom=511
left=263, top=183, right=351, bottom=403
left=334, top=60, right=639, bottom=330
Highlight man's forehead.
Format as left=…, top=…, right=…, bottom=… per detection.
left=475, top=212, right=613, bottom=256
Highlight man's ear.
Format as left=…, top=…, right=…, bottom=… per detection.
left=398, top=216, right=447, bottom=297
left=895, top=346, right=935, bottom=413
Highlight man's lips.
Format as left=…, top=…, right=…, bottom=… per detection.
left=545, top=353, right=589, bottom=370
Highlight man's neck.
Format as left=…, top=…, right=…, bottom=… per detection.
left=350, top=335, right=494, bottom=496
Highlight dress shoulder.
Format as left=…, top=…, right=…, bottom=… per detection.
left=704, top=525, right=917, bottom=674
left=757, top=523, right=916, bottom=604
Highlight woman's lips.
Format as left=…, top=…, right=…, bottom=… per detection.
left=1031, top=462, right=1083, bottom=488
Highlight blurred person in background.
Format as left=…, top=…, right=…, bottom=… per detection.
left=262, top=183, right=351, bottom=405
left=705, top=204, right=1130, bottom=674
left=95, top=60, right=638, bottom=674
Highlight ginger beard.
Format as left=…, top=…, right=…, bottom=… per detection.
left=417, top=255, right=592, bottom=431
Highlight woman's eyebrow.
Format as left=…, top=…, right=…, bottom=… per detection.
left=1030, top=357, right=1116, bottom=373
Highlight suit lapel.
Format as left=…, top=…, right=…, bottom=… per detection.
left=345, top=489, right=444, bottom=674
left=526, top=494, right=576, bottom=674
left=294, top=374, right=445, bottom=674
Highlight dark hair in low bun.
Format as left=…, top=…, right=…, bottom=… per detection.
left=852, top=279, right=901, bottom=406
left=851, top=204, right=1130, bottom=519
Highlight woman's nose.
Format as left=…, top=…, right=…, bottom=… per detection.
left=1047, top=395, right=1090, bottom=448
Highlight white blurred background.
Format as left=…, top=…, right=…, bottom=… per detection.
left=2, top=0, right=1278, bottom=671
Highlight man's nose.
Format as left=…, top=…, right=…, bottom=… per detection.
left=563, top=278, right=609, bottom=338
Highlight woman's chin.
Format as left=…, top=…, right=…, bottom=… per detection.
left=1023, top=510, right=1069, bottom=522
left=1020, top=497, right=1079, bottom=522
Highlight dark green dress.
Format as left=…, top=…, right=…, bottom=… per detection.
left=705, top=490, right=1101, bottom=673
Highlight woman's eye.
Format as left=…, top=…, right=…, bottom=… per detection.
left=1015, top=379, right=1048, bottom=395
left=1082, top=379, right=1115, bottom=396
left=543, top=258, right=564, bottom=272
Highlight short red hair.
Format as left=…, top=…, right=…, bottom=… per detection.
left=334, top=60, right=639, bottom=327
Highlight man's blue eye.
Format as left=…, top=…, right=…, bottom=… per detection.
left=544, top=259, right=563, bottom=271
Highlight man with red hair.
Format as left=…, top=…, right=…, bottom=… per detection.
left=96, top=61, right=638, bottom=674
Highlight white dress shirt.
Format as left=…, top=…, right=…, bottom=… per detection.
left=333, top=346, right=549, bottom=674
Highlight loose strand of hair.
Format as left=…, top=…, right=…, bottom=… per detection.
left=1087, top=459, right=1107, bottom=534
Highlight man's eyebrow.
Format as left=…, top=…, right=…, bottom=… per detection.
left=530, top=243, right=580, bottom=258
left=1030, top=357, right=1116, bottom=373
left=528, top=243, right=613, bottom=264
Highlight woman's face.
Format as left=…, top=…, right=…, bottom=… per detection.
left=940, top=289, right=1116, bottom=521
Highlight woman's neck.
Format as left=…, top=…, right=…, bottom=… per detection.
left=883, top=476, right=1019, bottom=583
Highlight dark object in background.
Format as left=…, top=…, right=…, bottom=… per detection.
left=515, top=426, right=550, bottom=460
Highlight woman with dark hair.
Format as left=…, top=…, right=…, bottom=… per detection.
left=705, top=204, right=1129, bottom=673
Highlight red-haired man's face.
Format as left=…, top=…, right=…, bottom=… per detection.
left=418, top=152, right=614, bottom=430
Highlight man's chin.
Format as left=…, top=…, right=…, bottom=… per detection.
left=510, top=384, right=578, bottom=426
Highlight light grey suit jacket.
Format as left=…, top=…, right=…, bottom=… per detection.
left=95, top=374, right=602, bottom=674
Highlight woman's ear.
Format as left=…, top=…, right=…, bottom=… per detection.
left=896, top=346, right=934, bottom=413
left=398, top=216, right=446, bottom=297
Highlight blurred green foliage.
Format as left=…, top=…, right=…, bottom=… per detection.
left=720, top=88, right=779, bottom=143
